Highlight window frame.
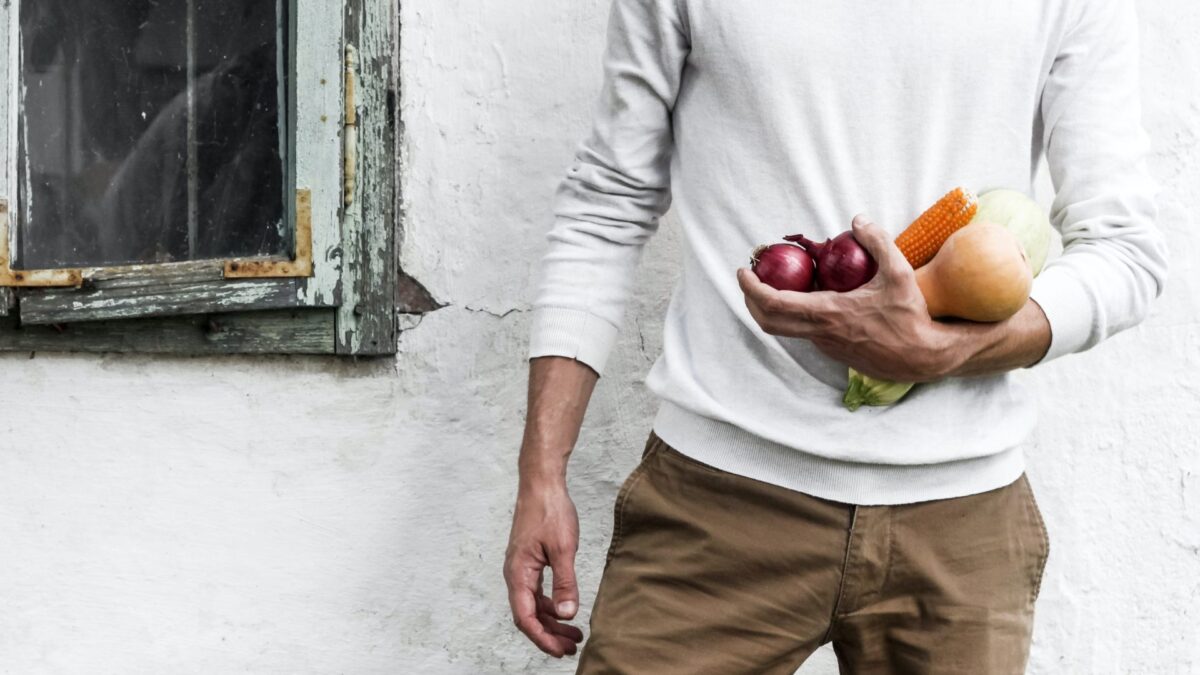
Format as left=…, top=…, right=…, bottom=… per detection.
left=0, top=0, right=397, bottom=356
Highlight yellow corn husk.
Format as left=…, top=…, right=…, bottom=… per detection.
left=895, top=187, right=979, bottom=268
left=843, top=368, right=915, bottom=412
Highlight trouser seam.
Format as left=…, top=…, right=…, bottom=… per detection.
left=879, top=509, right=895, bottom=601
left=822, top=505, right=857, bottom=644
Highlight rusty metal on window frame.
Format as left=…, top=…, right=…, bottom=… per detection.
left=0, top=190, right=313, bottom=287
left=0, top=200, right=84, bottom=287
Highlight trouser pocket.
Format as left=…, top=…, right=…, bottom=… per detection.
left=1019, top=474, right=1051, bottom=604
left=604, top=433, right=663, bottom=564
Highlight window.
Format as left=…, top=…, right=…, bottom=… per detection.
left=0, top=0, right=399, bottom=355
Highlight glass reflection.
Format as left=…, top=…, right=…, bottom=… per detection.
left=17, top=0, right=286, bottom=269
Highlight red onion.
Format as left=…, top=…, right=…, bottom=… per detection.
left=784, top=231, right=877, bottom=292
left=750, top=243, right=815, bottom=293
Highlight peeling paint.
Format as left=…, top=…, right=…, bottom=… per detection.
left=343, top=45, right=359, bottom=209
left=397, top=271, right=443, bottom=315
left=293, top=0, right=345, bottom=307
left=0, top=1, right=9, bottom=199
left=335, top=0, right=406, bottom=356
left=66, top=284, right=279, bottom=312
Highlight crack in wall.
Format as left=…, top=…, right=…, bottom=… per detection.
left=463, top=305, right=529, bottom=319
left=396, top=313, right=426, bottom=333
left=634, top=317, right=657, bottom=364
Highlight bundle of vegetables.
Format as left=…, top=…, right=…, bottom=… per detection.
left=843, top=188, right=1054, bottom=411
left=748, top=187, right=1054, bottom=411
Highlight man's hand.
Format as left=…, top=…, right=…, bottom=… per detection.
left=738, top=214, right=961, bottom=383
left=506, top=356, right=597, bottom=657
left=504, top=480, right=585, bottom=658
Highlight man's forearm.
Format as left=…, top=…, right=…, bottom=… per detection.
left=940, top=300, right=1053, bottom=378
left=519, top=356, right=600, bottom=489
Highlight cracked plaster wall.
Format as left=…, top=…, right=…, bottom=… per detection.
left=1, top=1, right=1198, bottom=673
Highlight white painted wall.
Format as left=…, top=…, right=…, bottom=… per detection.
left=2, top=1, right=1198, bottom=673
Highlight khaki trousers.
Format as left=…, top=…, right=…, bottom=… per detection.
left=577, top=432, right=1050, bottom=675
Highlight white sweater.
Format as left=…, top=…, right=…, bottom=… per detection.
left=529, top=0, right=1169, bottom=505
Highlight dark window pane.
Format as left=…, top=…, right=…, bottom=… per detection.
left=16, top=0, right=286, bottom=269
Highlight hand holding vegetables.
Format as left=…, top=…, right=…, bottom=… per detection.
left=842, top=188, right=1052, bottom=410
left=838, top=220, right=1034, bottom=407
left=739, top=215, right=960, bottom=383
left=742, top=187, right=1053, bottom=407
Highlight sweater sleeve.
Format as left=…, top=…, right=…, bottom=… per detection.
left=1027, top=0, right=1170, bottom=365
left=527, top=0, right=690, bottom=376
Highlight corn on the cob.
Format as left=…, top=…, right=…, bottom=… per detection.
left=895, top=187, right=979, bottom=268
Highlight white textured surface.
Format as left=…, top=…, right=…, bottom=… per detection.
left=0, top=1, right=1197, bottom=673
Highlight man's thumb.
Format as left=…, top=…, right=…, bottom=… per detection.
left=548, top=546, right=579, bottom=619
left=850, top=214, right=906, bottom=280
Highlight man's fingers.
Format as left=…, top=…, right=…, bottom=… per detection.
left=547, top=544, right=579, bottom=620
left=739, top=268, right=840, bottom=338
left=738, top=267, right=798, bottom=312
left=536, top=594, right=586, bottom=643
left=737, top=267, right=773, bottom=308
left=848, top=214, right=889, bottom=257
left=507, top=554, right=571, bottom=657
left=539, top=614, right=585, bottom=645
left=513, top=592, right=578, bottom=657
left=510, top=588, right=566, bottom=656
left=850, top=214, right=908, bottom=282
left=738, top=269, right=778, bottom=329
left=516, top=609, right=574, bottom=657
left=737, top=268, right=825, bottom=321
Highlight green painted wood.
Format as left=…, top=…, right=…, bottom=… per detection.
left=18, top=275, right=308, bottom=325
left=336, top=0, right=398, bottom=356
left=0, top=309, right=336, bottom=354
left=294, top=0, right=346, bottom=308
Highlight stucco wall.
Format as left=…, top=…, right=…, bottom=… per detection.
left=2, top=1, right=1198, bottom=673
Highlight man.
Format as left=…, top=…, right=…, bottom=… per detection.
left=505, top=0, right=1168, bottom=671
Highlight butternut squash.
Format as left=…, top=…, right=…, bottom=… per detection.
left=915, top=222, right=1032, bottom=322
left=969, top=189, right=1053, bottom=276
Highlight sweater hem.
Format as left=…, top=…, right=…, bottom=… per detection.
left=651, top=401, right=1026, bottom=506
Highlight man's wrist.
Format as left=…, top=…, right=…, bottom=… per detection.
left=518, top=456, right=569, bottom=492
left=928, top=320, right=985, bottom=379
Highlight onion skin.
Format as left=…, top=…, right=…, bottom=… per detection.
left=751, top=243, right=816, bottom=293
left=785, top=231, right=878, bottom=292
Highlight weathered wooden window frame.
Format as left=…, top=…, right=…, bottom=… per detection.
left=0, top=0, right=397, bottom=355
